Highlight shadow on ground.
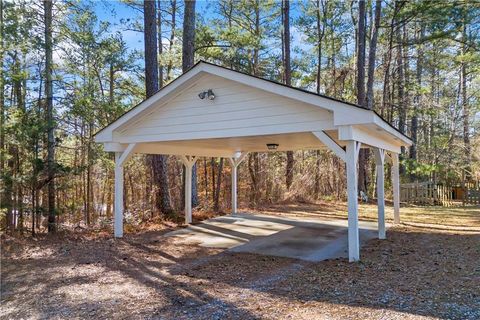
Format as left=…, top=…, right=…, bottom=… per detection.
left=168, top=227, right=480, bottom=319
left=2, top=220, right=479, bottom=319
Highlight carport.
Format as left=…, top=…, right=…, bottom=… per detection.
left=95, top=61, right=412, bottom=262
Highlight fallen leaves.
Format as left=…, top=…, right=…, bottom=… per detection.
left=1, top=204, right=479, bottom=319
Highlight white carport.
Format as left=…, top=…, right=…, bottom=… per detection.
left=95, top=61, right=412, bottom=262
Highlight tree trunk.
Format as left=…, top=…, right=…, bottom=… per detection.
left=410, top=22, right=424, bottom=163
left=314, top=150, right=321, bottom=199
left=157, top=0, right=163, bottom=88
left=145, top=0, right=159, bottom=102
left=461, top=18, right=470, bottom=178
left=213, top=158, right=223, bottom=212
left=396, top=16, right=407, bottom=175
left=253, top=1, right=260, bottom=75
left=282, top=0, right=294, bottom=191
left=364, top=0, right=381, bottom=195
left=356, top=0, right=366, bottom=107
left=182, top=0, right=196, bottom=72
left=356, top=0, right=368, bottom=195
left=166, top=0, right=176, bottom=81
left=44, top=0, right=56, bottom=233
left=144, top=0, right=173, bottom=215
left=182, top=0, right=198, bottom=207
left=366, top=0, right=381, bottom=110
left=2, top=0, right=11, bottom=228
left=382, top=13, right=395, bottom=116
left=211, top=157, right=215, bottom=204
left=315, top=0, right=326, bottom=94
left=86, top=122, right=92, bottom=225
left=396, top=20, right=406, bottom=136
left=282, top=0, right=291, bottom=86
left=248, top=153, right=260, bottom=206
left=0, top=0, right=4, bottom=187
left=203, top=158, right=208, bottom=204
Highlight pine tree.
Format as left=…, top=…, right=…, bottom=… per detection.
left=44, top=0, right=56, bottom=233
left=144, top=0, right=173, bottom=215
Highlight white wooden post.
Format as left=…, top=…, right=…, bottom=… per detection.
left=114, top=144, right=137, bottom=238
left=392, top=152, right=400, bottom=224
left=228, top=152, right=248, bottom=215
left=374, top=148, right=386, bottom=239
left=346, top=140, right=360, bottom=262
left=114, top=153, right=124, bottom=237
left=231, top=165, right=238, bottom=214
left=185, top=163, right=192, bottom=223
left=180, top=156, right=197, bottom=224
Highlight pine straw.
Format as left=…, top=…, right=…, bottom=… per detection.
left=1, top=203, right=479, bottom=319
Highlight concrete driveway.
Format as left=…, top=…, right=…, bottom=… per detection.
left=166, top=213, right=380, bottom=261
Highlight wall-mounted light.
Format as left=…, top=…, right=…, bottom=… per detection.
left=198, top=89, right=215, bottom=100
left=266, top=143, right=279, bottom=150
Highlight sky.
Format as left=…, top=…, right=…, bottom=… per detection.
left=92, top=0, right=310, bottom=57
left=93, top=1, right=232, bottom=51
left=93, top=1, right=144, bottom=51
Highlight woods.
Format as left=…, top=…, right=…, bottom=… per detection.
left=0, top=0, right=479, bottom=235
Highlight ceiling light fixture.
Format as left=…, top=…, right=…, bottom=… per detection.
left=198, top=89, right=215, bottom=100
left=266, top=143, right=279, bottom=150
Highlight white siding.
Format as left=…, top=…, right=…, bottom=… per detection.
left=115, top=74, right=334, bottom=143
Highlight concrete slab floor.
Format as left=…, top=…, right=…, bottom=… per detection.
left=165, top=213, right=382, bottom=262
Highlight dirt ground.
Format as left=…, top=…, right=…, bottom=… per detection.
left=1, top=203, right=479, bottom=320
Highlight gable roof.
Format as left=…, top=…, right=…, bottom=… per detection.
left=95, top=60, right=411, bottom=145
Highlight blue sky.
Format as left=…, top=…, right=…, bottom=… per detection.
left=92, top=0, right=309, bottom=56
left=93, top=1, right=144, bottom=51
left=93, top=1, right=229, bottom=51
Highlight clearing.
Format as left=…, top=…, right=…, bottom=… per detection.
left=1, top=202, right=479, bottom=319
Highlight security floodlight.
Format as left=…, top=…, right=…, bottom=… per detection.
left=207, top=89, right=215, bottom=100
left=198, top=89, right=215, bottom=100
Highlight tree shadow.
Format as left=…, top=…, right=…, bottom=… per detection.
left=2, top=223, right=479, bottom=319
left=168, top=228, right=480, bottom=319
left=1, top=232, right=261, bottom=320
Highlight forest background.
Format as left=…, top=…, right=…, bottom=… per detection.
left=1, top=0, right=479, bottom=235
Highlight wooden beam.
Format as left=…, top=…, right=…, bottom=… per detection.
left=228, top=151, right=248, bottom=167
left=355, top=141, right=362, bottom=164
left=338, top=125, right=401, bottom=154
left=179, top=155, right=197, bottom=168
left=312, top=131, right=346, bottom=162
left=136, top=144, right=234, bottom=158
left=117, top=143, right=137, bottom=167
left=384, top=152, right=393, bottom=164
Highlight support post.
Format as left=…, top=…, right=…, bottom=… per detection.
left=180, top=156, right=197, bottom=224
left=374, top=148, right=386, bottom=239
left=185, top=163, right=192, bottom=224
left=114, top=152, right=124, bottom=238
left=113, top=144, right=137, bottom=238
left=231, top=164, right=238, bottom=214
left=228, top=152, right=248, bottom=215
left=392, top=152, right=400, bottom=224
left=346, top=140, right=360, bottom=262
